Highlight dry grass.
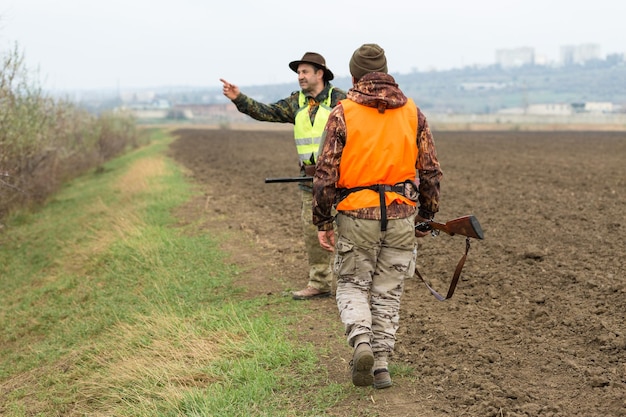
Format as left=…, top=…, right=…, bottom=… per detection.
left=73, top=313, right=228, bottom=415
left=0, top=312, right=235, bottom=416
left=58, top=157, right=167, bottom=276
left=115, top=157, right=166, bottom=197
left=0, top=151, right=239, bottom=416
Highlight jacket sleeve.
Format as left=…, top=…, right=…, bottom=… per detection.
left=312, top=104, right=346, bottom=230
left=231, top=92, right=298, bottom=124
left=416, top=110, right=443, bottom=219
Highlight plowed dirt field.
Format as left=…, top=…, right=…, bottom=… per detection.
left=168, top=127, right=625, bottom=417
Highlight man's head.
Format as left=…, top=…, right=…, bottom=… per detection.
left=349, top=43, right=388, bottom=81
left=289, top=52, right=334, bottom=95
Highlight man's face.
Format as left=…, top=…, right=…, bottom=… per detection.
left=296, top=63, right=323, bottom=94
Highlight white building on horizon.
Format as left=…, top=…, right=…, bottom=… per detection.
left=496, top=47, right=535, bottom=68
left=560, top=44, right=601, bottom=65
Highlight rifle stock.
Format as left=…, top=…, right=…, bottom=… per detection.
left=265, top=176, right=313, bottom=183
left=414, top=214, right=484, bottom=302
left=416, top=215, right=484, bottom=240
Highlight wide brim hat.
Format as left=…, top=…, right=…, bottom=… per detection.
left=289, top=52, right=334, bottom=81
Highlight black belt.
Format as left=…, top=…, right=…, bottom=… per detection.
left=338, top=182, right=415, bottom=232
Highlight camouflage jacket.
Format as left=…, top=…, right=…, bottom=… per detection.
left=313, top=72, right=443, bottom=231
left=231, top=83, right=347, bottom=125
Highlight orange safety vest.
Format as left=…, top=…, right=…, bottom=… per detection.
left=337, top=98, right=419, bottom=214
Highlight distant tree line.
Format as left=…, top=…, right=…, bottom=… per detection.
left=144, top=59, right=626, bottom=115
left=395, top=60, right=626, bottom=114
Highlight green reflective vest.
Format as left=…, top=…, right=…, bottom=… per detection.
left=293, top=88, right=334, bottom=165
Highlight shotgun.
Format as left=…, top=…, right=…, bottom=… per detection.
left=415, top=215, right=484, bottom=240
left=264, top=176, right=313, bottom=183
left=414, top=214, right=484, bottom=301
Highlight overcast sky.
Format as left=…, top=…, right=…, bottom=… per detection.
left=1, top=0, right=624, bottom=92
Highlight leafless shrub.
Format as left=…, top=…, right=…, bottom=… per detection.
left=0, top=43, right=142, bottom=222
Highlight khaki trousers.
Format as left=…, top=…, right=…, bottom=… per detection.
left=301, top=189, right=333, bottom=292
left=333, top=212, right=417, bottom=364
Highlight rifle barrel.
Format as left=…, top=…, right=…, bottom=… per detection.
left=264, top=176, right=313, bottom=183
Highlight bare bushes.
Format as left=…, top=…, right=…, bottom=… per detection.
left=0, top=44, right=141, bottom=221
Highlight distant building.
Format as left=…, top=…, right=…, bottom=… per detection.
left=572, top=102, right=614, bottom=113
left=534, top=53, right=549, bottom=66
left=606, top=53, right=625, bottom=66
left=560, top=44, right=601, bottom=65
left=496, top=47, right=535, bottom=68
left=119, top=90, right=156, bottom=104
left=459, top=82, right=508, bottom=91
left=170, top=103, right=253, bottom=122
left=153, top=99, right=170, bottom=109
left=504, top=101, right=614, bottom=116
left=526, top=103, right=573, bottom=116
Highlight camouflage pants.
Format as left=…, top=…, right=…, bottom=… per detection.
left=301, top=189, right=333, bottom=292
left=334, top=212, right=417, bottom=363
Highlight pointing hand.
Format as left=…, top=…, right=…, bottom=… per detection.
left=220, top=78, right=240, bottom=100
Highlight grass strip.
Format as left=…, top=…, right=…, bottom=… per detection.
left=0, top=129, right=346, bottom=416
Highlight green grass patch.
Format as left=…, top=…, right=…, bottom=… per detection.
left=0, top=129, right=347, bottom=416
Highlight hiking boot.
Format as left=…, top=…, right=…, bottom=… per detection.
left=292, top=286, right=331, bottom=300
left=373, top=368, right=392, bottom=389
left=351, top=343, right=374, bottom=386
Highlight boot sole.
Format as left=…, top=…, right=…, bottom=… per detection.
left=352, top=351, right=374, bottom=386
left=292, top=292, right=331, bottom=300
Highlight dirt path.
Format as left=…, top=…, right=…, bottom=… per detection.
left=168, top=127, right=625, bottom=417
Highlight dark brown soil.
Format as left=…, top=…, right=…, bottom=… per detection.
left=168, top=127, right=626, bottom=417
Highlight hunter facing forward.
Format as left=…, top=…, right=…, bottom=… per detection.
left=221, top=52, right=346, bottom=300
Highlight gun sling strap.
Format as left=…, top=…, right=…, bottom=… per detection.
left=414, top=236, right=471, bottom=301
